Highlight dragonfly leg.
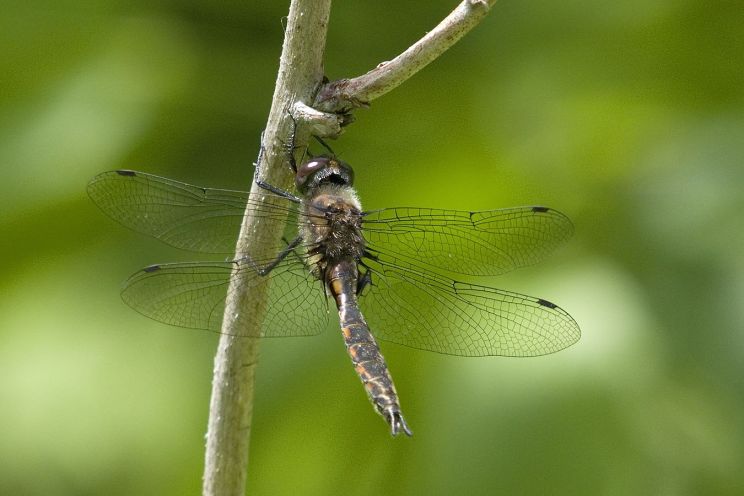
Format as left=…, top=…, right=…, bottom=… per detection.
left=356, top=252, right=381, bottom=296
left=313, top=135, right=335, bottom=156
left=285, top=110, right=317, bottom=172
left=238, top=235, right=304, bottom=276
left=356, top=266, right=374, bottom=296
left=253, top=129, right=302, bottom=203
left=287, top=109, right=339, bottom=163
left=254, top=177, right=300, bottom=203
left=253, top=129, right=266, bottom=170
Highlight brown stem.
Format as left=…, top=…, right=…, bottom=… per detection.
left=202, top=1, right=333, bottom=494
left=315, top=0, right=496, bottom=112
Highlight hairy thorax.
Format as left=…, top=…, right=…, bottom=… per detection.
left=300, top=184, right=365, bottom=279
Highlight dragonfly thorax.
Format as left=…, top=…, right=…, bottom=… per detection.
left=301, top=184, right=365, bottom=278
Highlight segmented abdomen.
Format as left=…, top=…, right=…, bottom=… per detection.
left=327, top=260, right=412, bottom=436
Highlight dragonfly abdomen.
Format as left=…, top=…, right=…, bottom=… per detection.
left=327, top=260, right=412, bottom=437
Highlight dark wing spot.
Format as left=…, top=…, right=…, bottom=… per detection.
left=536, top=298, right=557, bottom=309
left=143, top=264, right=161, bottom=273
left=532, top=206, right=550, bottom=213
left=116, top=170, right=137, bottom=176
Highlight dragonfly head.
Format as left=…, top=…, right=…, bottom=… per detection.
left=295, top=155, right=354, bottom=194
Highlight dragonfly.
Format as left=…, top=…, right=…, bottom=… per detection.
left=87, top=146, right=580, bottom=437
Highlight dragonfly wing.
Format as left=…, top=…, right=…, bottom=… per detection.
left=362, top=206, right=573, bottom=277
left=358, top=255, right=580, bottom=357
left=121, top=255, right=329, bottom=337
left=87, top=170, right=297, bottom=253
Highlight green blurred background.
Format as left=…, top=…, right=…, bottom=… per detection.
left=2, top=1, right=742, bottom=494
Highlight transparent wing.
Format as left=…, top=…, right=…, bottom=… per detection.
left=87, top=170, right=296, bottom=253
left=359, top=254, right=580, bottom=357
left=121, top=255, right=329, bottom=337
left=362, top=206, right=573, bottom=277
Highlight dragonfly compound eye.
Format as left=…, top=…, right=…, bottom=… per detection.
left=295, top=157, right=330, bottom=192
left=295, top=156, right=355, bottom=193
